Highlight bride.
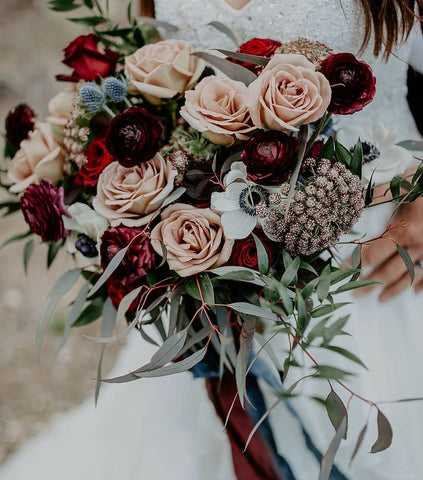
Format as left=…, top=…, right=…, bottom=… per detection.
left=1, top=1, right=423, bottom=479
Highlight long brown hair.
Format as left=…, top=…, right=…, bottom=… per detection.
left=139, top=0, right=422, bottom=57
left=358, top=0, right=423, bottom=58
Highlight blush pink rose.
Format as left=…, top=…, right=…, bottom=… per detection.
left=180, top=76, right=255, bottom=146
left=47, top=84, right=78, bottom=128
left=247, top=54, right=332, bottom=131
left=150, top=204, right=234, bottom=277
left=8, top=122, right=66, bottom=193
left=92, top=154, right=177, bottom=226
left=125, top=39, right=205, bottom=105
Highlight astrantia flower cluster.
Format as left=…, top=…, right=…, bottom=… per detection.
left=262, top=158, right=365, bottom=255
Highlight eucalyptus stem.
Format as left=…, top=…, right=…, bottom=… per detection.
left=305, top=112, right=331, bottom=155
left=285, top=124, right=309, bottom=215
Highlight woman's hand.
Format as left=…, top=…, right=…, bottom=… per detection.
left=355, top=196, right=423, bottom=301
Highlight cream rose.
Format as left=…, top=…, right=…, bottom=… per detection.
left=8, top=122, right=66, bottom=193
left=125, top=39, right=205, bottom=105
left=248, top=54, right=332, bottom=131
left=150, top=204, right=234, bottom=277
left=92, top=154, right=177, bottom=226
left=180, top=76, right=255, bottom=146
left=47, top=84, right=77, bottom=129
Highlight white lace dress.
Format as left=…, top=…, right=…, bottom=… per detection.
left=1, top=1, right=423, bottom=479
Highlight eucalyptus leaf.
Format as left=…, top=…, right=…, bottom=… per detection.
left=317, top=265, right=331, bottom=302
left=68, top=15, right=106, bottom=25
left=161, top=187, right=186, bottom=208
left=208, top=23, right=239, bottom=46
left=36, top=268, right=81, bottom=357
left=253, top=233, right=269, bottom=275
left=326, top=390, right=348, bottom=439
left=55, top=282, right=90, bottom=358
left=330, top=267, right=360, bottom=285
left=47, top=239, right=64, bottom=268
left=95, top=298, right=117, bottom=405
left=1, top=231, right=31, bottom=249
left=105, top=344, right=208, bottom=382
left=350, top=422, right=368, bottom=465
left=88, top=245, right=129, bottom=298
left=351, top=245, right=361, bottom=269
left=23, top=239, right=34, bottom=275
left=137, top=16, right=179, bottom=32
left=310, top=302, right=350, bottom=318
left=193, top=51, right=257, bottom=85
left=325, top=345, right=367, bottom=369
left=216, top=49, right=270, bottom=66
left=397, top=140, right=423, bottom=151
left=73, top=297, right=104, bottom=327
left=390, top=176, right=401, bottom=200
left=318, top=416, right=347, bottom=480
left=281, top=256, right=301, bottom=286
left=296, top=289, right=307, bottom=331
left=370, top=408, right=393, bottom=453
left=397, top=245, right=415, bottom=282
left=227, top=302, right=278, bottom=321
left=334, top=280, right=379, bottom=294
left=236, top=316, right=255, bottom=408
left=313, top=364, right=352, bottom=380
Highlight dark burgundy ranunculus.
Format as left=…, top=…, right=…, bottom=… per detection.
left=20, top=180, right=70, bottom=242
left=229, top=232, right=274, bottom=270
left=229, top=38, right=281, bottom=74
left=57, top=34, right=119, bottom=82
left=101, top=226, right=158, bottom=290
left=320, top=53, right=376, bottom=115
left=74, top=134, right=115, bottom=188
left=105, top=106, right=162, bottom=167
left=5, top=104, right=36, bottom=149
left=241, top=130, right=299, bottom=185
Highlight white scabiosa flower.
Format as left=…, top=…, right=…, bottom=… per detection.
left=211, top=162, right=272, bottom=239
left=337, top=122, right=413, bottom=187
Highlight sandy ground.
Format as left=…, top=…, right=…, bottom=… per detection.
left=0, top=0, right=123, bottom=464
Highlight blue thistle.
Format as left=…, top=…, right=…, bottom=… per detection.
left=79, top=82, right=106, bottom=113
left=103, top=77, right=128, bottom=102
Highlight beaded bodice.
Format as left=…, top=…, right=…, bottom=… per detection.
left=155, top=0, right=420, bottom=140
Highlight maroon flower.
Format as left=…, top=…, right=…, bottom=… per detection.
left=100, top=225, right=158, bottom=294
left=57, top=34, right=119, bottom=82
left=308, top=140, right=325, bottom=159
left=5, top=104, right=36, bottom=149
left=229, top=38, right=281, bottom=74
left=74, top=134, right=115, bottom=188
left=320, top=53, right=376, bottom=115
left=20, top=180, right=70, bottom=242
left=241, top=130, right=299, bottom=185
left=229, top=233, right=274, bottom=270
left=105, top=106, right=162, bottom=167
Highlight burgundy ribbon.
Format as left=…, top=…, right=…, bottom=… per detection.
left=206, top=375, right=284, bottom=480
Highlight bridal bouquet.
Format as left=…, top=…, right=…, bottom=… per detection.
left=2, top=1, right=422, bottom=475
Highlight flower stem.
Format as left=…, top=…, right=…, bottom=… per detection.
left=103, top=105, right=116, bottom=118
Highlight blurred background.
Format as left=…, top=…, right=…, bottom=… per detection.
left=0, top=0, right=123, bottom=464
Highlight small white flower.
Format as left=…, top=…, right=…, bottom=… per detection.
left=63, top=202, right=109, bottom=267
left=337, top=122, right=413, bottom=187
left=211, top=162, right=271, bottom=239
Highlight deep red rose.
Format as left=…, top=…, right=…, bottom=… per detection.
left=241, top=130, right=299, bottom=185
left=101, top=225, right=158, bottom=289
left=20, top=180, right=70, bottom=242
left=57, top=34, right=119, bottom=82
left=105, top=106, right=162, bottom=167
left=5, top=104, right=36, bottom=149
left=320, top=53, right=376, bottom=115
left=229, top=233, right=274, bottom=270
left=74, top=134, right=115, bottom=188
left=229, top=38, right=281, bottom=74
